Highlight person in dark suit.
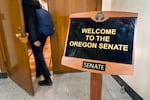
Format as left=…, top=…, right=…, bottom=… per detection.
left=22, top=0, right=52, bottom=86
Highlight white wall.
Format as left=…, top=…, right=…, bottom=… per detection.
left=103, top=0, right=150, bottom=99
left=102, top=0, right=112, bottom=10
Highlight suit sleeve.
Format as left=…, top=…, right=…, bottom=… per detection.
left=22, top=0, right=41, bottom=43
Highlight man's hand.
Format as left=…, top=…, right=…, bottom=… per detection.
left=33, top=40, right=41, bottom=47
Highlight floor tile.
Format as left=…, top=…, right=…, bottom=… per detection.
left=0, top=72, right=132, bottom=100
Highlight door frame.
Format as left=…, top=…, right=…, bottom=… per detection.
left=0, top=11, right=8, bottom=79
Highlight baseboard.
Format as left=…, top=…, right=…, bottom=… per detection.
left=0, top=72, right=8, bottom=79
left=112, top=75, right=143, bottom=100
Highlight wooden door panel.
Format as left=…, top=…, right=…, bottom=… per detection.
left=48, top=0, right=102, bottom=73
left=0, top=0, right=34, bottom=95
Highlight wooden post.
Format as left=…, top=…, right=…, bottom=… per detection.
left=90, top=73, right=102, bottom=100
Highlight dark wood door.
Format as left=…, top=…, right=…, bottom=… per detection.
left=48, top=0, right=102, bottom=73
left=0, top=0, right=34, bottom=95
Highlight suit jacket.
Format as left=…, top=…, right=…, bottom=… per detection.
left=22, top=0, right=41, bottom=43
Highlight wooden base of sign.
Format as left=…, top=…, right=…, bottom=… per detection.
left=90, top=73, right=102, bottom=100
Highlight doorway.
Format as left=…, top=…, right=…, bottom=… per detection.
left=28, top=0, right=102, bottom=74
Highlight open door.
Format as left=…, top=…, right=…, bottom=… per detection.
left=0, top=0, right=34, bottom=95
left=48, top=0, right=102, bottom=73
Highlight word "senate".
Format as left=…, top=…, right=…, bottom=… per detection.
left=82, top=61, right=106, bottom=71
left=69, top=41, right=128, bottom=51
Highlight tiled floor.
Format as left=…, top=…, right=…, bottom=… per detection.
left=0, top=72, right=132, bottom=100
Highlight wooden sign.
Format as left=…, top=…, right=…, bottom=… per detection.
left=61, top=11, right=138, bottom=75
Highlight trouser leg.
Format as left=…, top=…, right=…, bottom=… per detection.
left=30, top=35, right=50, bottom=79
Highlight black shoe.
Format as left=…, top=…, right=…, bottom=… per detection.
left=36, top=73, right=41, bottom=78
left=38, top=78, right=53, bottom=86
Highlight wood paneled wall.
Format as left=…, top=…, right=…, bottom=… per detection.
left=48, top=0, right=102, bottom=73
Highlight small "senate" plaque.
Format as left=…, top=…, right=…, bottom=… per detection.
left=82, top=61, right=106, bottom=71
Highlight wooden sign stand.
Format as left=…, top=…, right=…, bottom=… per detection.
left=62, top=11, right=138, bottom=100
left=90, top=73, right=102, bottom=100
